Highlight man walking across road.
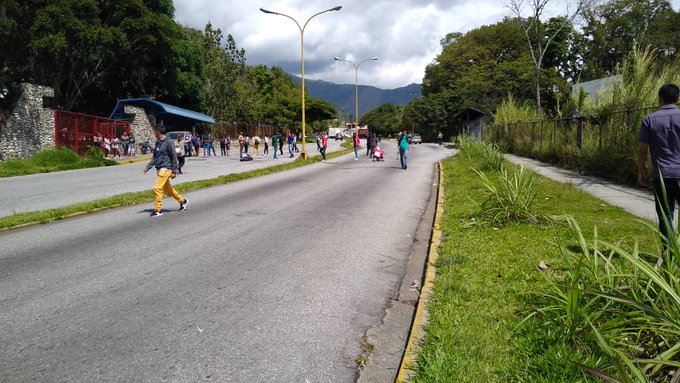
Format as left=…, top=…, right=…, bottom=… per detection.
left=143, top=124, right=188, bottom=218
left=638, top=83, right=680, bottom=243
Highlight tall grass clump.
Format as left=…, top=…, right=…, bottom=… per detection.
left=0, top=147, right=116, bottom=177
left=471, top=166, right=541, bottom=226
left=528, top=215, right=680, bottom=382
left=494, top=93, right=542, bottom=125
left=457, top=136, right=504, bottom=172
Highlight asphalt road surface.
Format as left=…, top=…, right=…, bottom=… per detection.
left=0, top=142, right=453, bottom=383
left=0, top=139, right=344, bottom=218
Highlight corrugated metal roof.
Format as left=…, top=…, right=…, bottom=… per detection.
left=109, top=98, right=215, bottom=124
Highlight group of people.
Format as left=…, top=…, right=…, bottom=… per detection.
left=237, top=133, right=274, bottom=157
left=95, top=131, right=137, bottom=158
left=142, top=123, right=425, bottom=217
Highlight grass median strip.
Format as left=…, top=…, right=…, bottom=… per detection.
left=0, top=144, right=352, bottom=231
left=409, top=155, right=662, bottom=382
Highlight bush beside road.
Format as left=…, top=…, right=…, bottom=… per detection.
left=0, top=148, right=117, bottom=177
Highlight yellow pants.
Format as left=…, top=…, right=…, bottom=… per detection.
left=153, top=169, right=183, bottom=212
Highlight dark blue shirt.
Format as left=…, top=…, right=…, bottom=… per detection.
left=639, top=104, right=680, bottom=179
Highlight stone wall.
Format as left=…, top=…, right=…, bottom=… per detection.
left=0, top=83, right=55, bottom=161
left=125, top=105, right=155, bottom=145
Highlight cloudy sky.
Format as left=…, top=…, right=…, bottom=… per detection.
left=174, top=0, right=680, bottom=90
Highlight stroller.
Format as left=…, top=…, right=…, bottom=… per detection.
left=372, top=146, right=384, bottom=161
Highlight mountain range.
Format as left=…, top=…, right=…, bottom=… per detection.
left=290, top=76, right=422, bottom=119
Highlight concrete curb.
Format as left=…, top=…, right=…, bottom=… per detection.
left=395, top=160, right=445, bottom=382
left=116, top=156, right=151, bottom=165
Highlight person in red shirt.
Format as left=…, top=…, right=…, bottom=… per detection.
left=321, top=133, right=328, bottom=161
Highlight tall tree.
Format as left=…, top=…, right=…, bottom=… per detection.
left=360, top=103, right=404, bottom=137
left=0, top=0, right=204, bottom=114
left=422, top=18, right=539, bottom=113
left=579, top=0, right=679, bottom=79
left=508, top=0, right=591, bottom=111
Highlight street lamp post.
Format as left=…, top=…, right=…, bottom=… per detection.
left=260, top=6, right=342, bottom=159
left=334, top=56, right=378, bottom=139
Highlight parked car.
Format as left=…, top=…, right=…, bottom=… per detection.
left=166, top=131, right=191, bottom=141
left=334, top=132, right=343, bottom=141
left=409, top=133, right=422, bottom=144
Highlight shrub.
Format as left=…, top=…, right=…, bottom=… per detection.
left=0, top=147, right=117, bottom=177
left=531, top=215, right=680, bottom=382
left=458, top=136, right=504, bottom=172
left=471, top=165, right=541, bottom=226
left=31, top=148, right=81, bottom=168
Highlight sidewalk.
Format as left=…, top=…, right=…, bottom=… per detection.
left=505, top=154, right=657, bottom=222
left=0, top=140, right=345, bottom=218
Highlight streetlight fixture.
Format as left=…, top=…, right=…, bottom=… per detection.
left=260, top=6, right=342, bottom=159
left=333, top=56, right=378, bottom=139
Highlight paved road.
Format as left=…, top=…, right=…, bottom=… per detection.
left=0, top=139, right=344, bottom=218
left=0, top=142, right=453, bottom=382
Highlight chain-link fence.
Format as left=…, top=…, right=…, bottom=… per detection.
left=488, top=104, right=677, bottom=183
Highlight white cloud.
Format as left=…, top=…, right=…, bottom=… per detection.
left=173, top=0, right=680, bottom=89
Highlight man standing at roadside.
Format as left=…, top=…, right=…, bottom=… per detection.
left=638, top=83, right=680, bottom=242
left=192, top=133, right=200, bottom=156
left=272, top=131, right=281, bottom=159
left=121, top=131, right=129, bottom=157
left=288, top=132, right=295, bottom=158
left=279, top=132, right=284, bottom=155
left=238, top=132, right=244, bottom=157
left=143, top=123, right=188, bottom=218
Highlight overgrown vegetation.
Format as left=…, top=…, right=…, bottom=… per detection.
left=537, top=215, right=680, bottom=382
left=410, top=152, right=677, bottom=382
left=0, top=147, right=116, bottom=177
left=456, top=136, right=504, bottom=172
left=492, top=46, right=680, bottom=183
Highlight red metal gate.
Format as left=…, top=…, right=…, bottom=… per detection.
left=54, top=110, right=131, bottom=155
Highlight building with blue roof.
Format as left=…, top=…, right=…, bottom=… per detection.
left=109, top=98, right=215, bottom=132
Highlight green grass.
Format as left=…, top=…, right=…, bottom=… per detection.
left=0, top=143, right=353, bottom=231
left=0, top=147, right=117, bottom=177
left=410, top=155, right=661, bottom=382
